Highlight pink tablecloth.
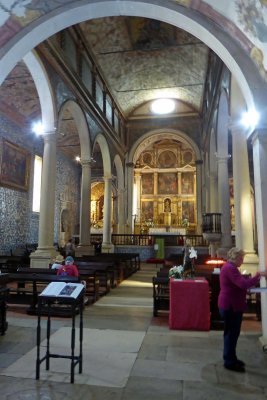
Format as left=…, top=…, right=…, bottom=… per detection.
left=169, top=278, right=210, bottom=331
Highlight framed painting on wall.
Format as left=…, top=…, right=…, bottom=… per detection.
left=141, top=201, right=154, bottom=221
left=0, top=139, right=30, bottom=191
left=142, top=173, right=154, bottom=194
left=158, top=172, right=177, bottom=194
left=182, top=201, right=195, bottom=223
left=181, top=172, right=194, bottom=194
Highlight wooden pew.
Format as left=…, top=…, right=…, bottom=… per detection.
left=0, top=273, right=10, bottom=335
left=76, top=255, right=125, bottom=283
left=152, top=276, right=169, bottom=317
left=7, top=273, right=80, bottom=315
left=76, top=261, right=113, bottom=296
left=18, top=266, right=100, bottom=305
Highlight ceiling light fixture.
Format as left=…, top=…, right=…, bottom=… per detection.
left=151, top=98, right=175, bottom=115
left=32, top=121, right=44, bottom=135
left=32, top=122, right=56, bottom=136
left=241, top=109, right=259, bottom=130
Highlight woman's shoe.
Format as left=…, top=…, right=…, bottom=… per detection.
left=224, top=363, right=245, bottom=373
left=236, top=359, right=245, bottom=367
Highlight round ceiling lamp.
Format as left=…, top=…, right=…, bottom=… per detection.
left=151, top=98, right=175, bottom=115
left=241, top=109, right=259, bottom=130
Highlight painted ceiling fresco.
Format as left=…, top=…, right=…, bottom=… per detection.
left=1, top=0, right=267, bottom=159
left=1, top=0, right=267, bottom=79
left=79, top=16, right=208, bottom=116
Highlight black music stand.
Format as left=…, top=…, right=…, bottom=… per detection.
left=36, top=282, right=84, bottom=383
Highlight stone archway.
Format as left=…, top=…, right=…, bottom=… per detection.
left=24, top=51, right=58, bottom=266
left=1, top=1, right=266, bottom=115
left=58, top=100, right=92, bottom=254
left=126, top=129, right=201, bottom=232
left=93, top=134, right=113, bottom=252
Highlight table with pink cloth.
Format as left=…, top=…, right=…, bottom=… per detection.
left=169, top=278, right=210, bottom=330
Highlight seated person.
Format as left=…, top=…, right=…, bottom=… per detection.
left=51, top=254, right=64, bottom=270
left=57, top=256, right=79, bottom=277
left=57, top=256, right=89, bottom=305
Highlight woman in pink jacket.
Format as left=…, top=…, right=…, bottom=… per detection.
left=218, top=247, right=267, bottom=373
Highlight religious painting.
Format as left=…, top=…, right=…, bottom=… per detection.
left=158, top=173, right=178, bottom=194
left=181, top=172, right=194, bottom=194
left=141, top=201, right=154, bottom=221
left=158, top=150, right=176, bottom=168
left=142, top=173, right=154, bottom=194
left=142, top=152, right=153, bottom=167
left=128, top=17, right=176, bottom=50
left=183, top=150, right=193, bottom=165
left=182, top=201, right=195, bottom=223
left=0, top=139, right=30, bottom=191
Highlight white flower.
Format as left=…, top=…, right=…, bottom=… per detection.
left=169, top=265, right=184, bottom=279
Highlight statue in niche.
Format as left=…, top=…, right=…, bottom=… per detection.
left=164, top=198, right=171, bottom=213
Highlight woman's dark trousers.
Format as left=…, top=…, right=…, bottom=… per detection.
left=220, top=308, right=243, bottom=366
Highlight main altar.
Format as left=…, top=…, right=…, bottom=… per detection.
left=133, top=138, right=197, bottom=234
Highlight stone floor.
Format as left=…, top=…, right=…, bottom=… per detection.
left=0, top=263, right=267, bottom=399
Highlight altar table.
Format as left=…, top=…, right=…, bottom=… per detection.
left=169, top=278, right=210, bottom=331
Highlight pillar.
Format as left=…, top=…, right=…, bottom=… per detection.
left=76, top=159, right=94, bottom=256
left=126, top=162, right=134, bottom=234
left=117, top=188, right=125, bottom=233
left=101, top=175, right=114, bottom=253
left=135, top=173, right=141, bottom=224
left=216, top=155, right=233, bottom=257
left=231, top=124, right=258, bottom=273
left=195, top=160, right=203, bottom=234
left=30, top=131, right=57, bottom=267
left=251, top=129, right=267, bottom=345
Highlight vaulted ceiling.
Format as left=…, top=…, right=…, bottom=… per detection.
left=0, top=16, right=210, bottom=160
left=79, top=17, right=209, bottom=117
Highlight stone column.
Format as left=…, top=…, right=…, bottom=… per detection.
left=30, top=131, right=57, bottom=267
left=135, top=173, right=141, bottom=224
left=251, top=129, right=267, bottom=345
left=195, top=160, right=203, bottom=234
left=126, top=162, right=134, bottom=234
left=101, top=175, right=114, bottom=253
left=209, top=172, right=218, bottom=213
left=76, top=159, right=94, bottom=256
left=117, top=188, right=125, bottom=233
left=216, top=154, right=233, bottom=257
left=231, top=124, right=258, bottom=273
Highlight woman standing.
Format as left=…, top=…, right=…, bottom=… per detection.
left=218, top=247, right=267, bottom=372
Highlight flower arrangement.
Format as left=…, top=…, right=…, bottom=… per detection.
left=169, top=265, right=184, bottom=279
left=181, top=218, right=189, bottom=227
left=145, top=219, right=154, bottom=227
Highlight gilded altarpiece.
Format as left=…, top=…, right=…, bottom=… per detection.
left=142, top=173, right=154, bottom=195
left=135, top=138, right=197, bottom=231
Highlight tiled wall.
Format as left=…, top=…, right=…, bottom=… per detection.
left=0, top=116, right=80, bottom=255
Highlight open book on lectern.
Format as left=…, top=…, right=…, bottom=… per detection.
left=40, top=282, right=84, bottom=299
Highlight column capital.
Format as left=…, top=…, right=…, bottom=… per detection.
left=215, top=153, right=231, bottom=163
left=80, top=159, right=92, bottom=167
left=43, top=132, right=57, bottom=144
left=103, top=174, right=113, bottom=181
left=126, top=162, right=135, bottom=168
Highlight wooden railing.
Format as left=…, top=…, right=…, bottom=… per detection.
left=90, top=234, right=208, bottom=247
